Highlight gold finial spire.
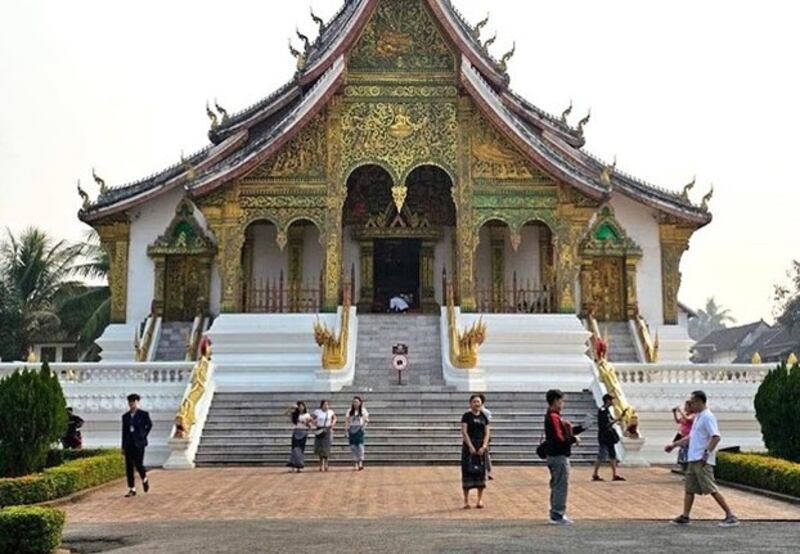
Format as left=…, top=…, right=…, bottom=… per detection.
left=788, top=352, right=799, bottom=366
left=214, top=99, right=229, bottom=123
left=77, top=179, right=91, bottom=210
left=391, top=183, right=408, bottom=214
left=701, top=184, right=714, bottom=211
left=310, top=8, right=326, bottom=36
left=681, top=176, right=696, bottom=201
left=498, top=42, right=516, bottom=72
left=482, top=33, right=497, bottom=51
left=181, top=151, right=197, bottom=180
left=577, top=109, right=592, bottom=137
left=26, top=346, right=37, bottom=363
left=561, top=100, right=573, bottom=124
left=289, top=38, right=307, bottom=71
left=92, top=168, right=108, bottom=195
left=472, top=13, right=490, bottom=40
left=751, top=352, right=762, bottom=364
left=206, top=101, right=219, bottom=131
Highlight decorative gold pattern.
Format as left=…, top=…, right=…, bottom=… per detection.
left=173, top=353, right=211, bottom=438
left=446, top=281, right=487, bottom=368
left=246, top=113, right=327, bottom=180
left=471, top=115, right=535, bottom=180
left=659, top=222, right=693, bottom=324
left=96, top=219, right=130, bottom=323
left=313, top=285, right=352, bottom=370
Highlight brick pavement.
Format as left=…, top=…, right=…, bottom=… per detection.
left=62, top=466, right=800, bottom=524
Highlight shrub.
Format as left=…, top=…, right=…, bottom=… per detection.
left=717, top=452, right=800, bottom=498
left=44, top=448, right=108, bottom=469
left=0, top=364, right=67, bottom=477
left=754, top=362, right=800, bottom=462
left=0, top=506, right=65, bottom=554
left=0, top=450, right=124, bottom=507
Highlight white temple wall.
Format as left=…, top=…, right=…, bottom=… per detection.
left=475, top=226, right=492, bottom=289
left=301, top=225, right=324, bottom=286
left=506, top=224, right=541, bottom=290
left=250, top=223, right=285, bottom=284
left=433, top=227, right=454, bottom=305
left=126, top=187, right=185, bottom=325
left=608, top=193, right=664, bottom=326
left=343, top=227, right=361, bottom=304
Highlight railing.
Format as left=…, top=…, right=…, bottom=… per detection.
left=446, top=279, right=487, bottom=369
left=244, top=270, right=324, bottom=313
left=474, top=274, right=553, bottom=314
left=185, top=315, right=206, bottom=362
left=172, top=354, right=212, bottom=438
left=135, top=314, right=157, bottom=362
left=0, top=361, right=192, bottom=384
left=614, top=363, right=770, bottom=385
left=313, top=282, right=352, bottom=370
left=634, top=314, right=658, bottom=363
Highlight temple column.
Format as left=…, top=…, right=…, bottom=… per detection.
left=96, top=219, right=130, bottom=323
left=420, top=240, right=437, bottom=313
left=625, top=256, right=641, bottom=318
left=288, top=225, right=304, bottom=312
left=201, top=187, right=243, bottom=313
left=659, top=222, right=694, bottom=324
left=489, top=226, right=505, bottom=312
left=240, top=234, right=254, bottom=312
left=151, top=254, right=166, bottom=317
left=579, top=258, right=594, bottom=317
left=456, top=96, right=476, bottom=311
left=555, top=189, right=596, bottom=314
left=357, top=240, right=374, bottom=313
left=321, top=228, right=342, bottom=312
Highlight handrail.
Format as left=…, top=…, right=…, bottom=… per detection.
left=185, top=315, right=204, bottom=362
left=313, top=282, right=352, bottom=370
left=634, top=314, right=659, bottom=363
left=135, top=314, right=157, bottom=362
left=446, top=279, right=487, bottom=369
left=587, top=313, right=640, bottom=438
left=172, top=351, right=212, bottom=439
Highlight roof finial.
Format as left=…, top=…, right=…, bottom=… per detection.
left=289, top=38, right=307, bottom=71
left=206, top=101, right=219, bottom=131
left=701, top=185, right=714, bottom=211
left=560, top=100, right=573, bottom=124
left=77, top=179, right=91, bottom=210
left=214, top=99, right=230, bottom=123
left=181, top=151, right=197, bottom=180
left=601, top=156, right=617, bottom=187
left=92, top=168, right=109, bottom=195
left=482, top=33, right=497, bottom=51
left=310, top=8, right=326, bottom=36
left=498, top=42, right=516, bottom=72
left=577, top=109, right=592, bottom=137
left=681, top=176, right=696, bottom=201
left=296, top=28, right=311, bottom=53
left=471, top=13, right=490, bottom=40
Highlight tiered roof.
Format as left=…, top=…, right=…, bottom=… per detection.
left=80, top=0, right=712, bottom=227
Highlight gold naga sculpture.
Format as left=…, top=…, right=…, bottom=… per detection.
left=92, top=168, right=109, bottom=195
left=498, top=42, right=516, bottom=72
left=446, top=281, right=487, bottom=369
left=751, top=352, right=762, bottom=364
left=788, top=352, right=799, bottom=366
left=577, top=109, right=591, bottom=137
left=600, top=156, right=617, bottom=188
left=173, top=345, right=212, bottom=439
left=560, top=100, right=573, bottom=125
left=214, top=99, right=230, bottom=124
left=76, top=180, right=91, bottom=210
left=701, top=185, right=714, bottom=211
left=313, top=285, right=352, bottom=370
left=310, top=8, right=327, bottom=36
left=205, top=101, right=219, bottom=131
left=471, top=13, right=490, bottom=41
left=681, top=176, right=696, bottom=201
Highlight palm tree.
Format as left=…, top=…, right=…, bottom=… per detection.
left=0, top=227, right=84, bottom=349
left=689, top=297, right=737, bottom=341
left=57, top=232, right=110, bottom=352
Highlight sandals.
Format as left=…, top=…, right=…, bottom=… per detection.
left=613, top=476, right=627, bottom=482
left=592, top=475, right=604, bottom=482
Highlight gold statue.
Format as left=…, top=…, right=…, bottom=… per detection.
left=389, top=105, right=418, bottom=139
left=600, top=156, right=617, bottom=187
left=26, top=346, right=37, bottom=363
left=751, top=352, right=762, bottom=364
left=77, top=180, right=91, bottom=210
left=788, top=352, right=799, bottom=366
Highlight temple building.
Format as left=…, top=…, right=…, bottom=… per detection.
left=78, top=0, right=712, bottom=355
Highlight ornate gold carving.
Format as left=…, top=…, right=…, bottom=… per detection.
left=659, top=222, right=694, bottom=325
left=340, top=101, right=458, bottom=179
left=245, top=113, right=327, bottom=180
left=391, top=183, right=408, bottom=212
left=96, top=219, right=130, bottom=323
left=313, top=285, right=351, bottom=370
left=349, top=0, right=455, bottom=74
left=173, top=352, right=211, bottom=438
left=580, top=205, right=642, bottom=258
left=446, top=281, right=487, bottom=369
left=471, top=115, right=537, bottom=180
left=343, top=85, right=458, bottom=98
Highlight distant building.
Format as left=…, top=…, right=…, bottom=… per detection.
left=691, top=321, right=771, bottom=364
left=734, top=324, right=800, bottom=364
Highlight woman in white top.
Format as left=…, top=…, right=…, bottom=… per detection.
left=345, top=396, right=370, bottom=471
left=312, top=400, right=337, bottom=472
left=286, top=402, right=312, bottom=472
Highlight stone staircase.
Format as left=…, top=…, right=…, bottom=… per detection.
left=600, top=321, right=640, bottom=363
left=350, top=314, right=447, bottom=391
left=154, top=321, right=192, bottom=361
left=194, top=390, right=600, bottom=466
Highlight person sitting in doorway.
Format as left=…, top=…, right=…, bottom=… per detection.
left=389, top=294, right=411, bottom=313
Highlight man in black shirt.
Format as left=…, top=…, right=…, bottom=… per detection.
left=121, top=393, right=152, bottom=497
left=592, top=394, right=626, bottom=482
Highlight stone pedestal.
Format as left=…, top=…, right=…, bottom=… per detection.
left=620, top=436, right=650, bottom=467
left=163, top=437, right=195, bottom=470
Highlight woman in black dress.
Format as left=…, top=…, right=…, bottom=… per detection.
left=460, top=394, right=491, bottom=509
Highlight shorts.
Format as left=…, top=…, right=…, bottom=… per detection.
left=597, top=442, right=617, bottom=461
left=685, top=461, right=719, bottom=495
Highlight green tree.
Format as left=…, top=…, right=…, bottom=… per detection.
left=0, top=363, right=67, bottom=477
left=688, top=297, right=737, bottom=341
left=774, top=260, right=800, bottom=330
left=0, top=281, right=24, bottom=361
left=754, top=362, right=800, bottom=462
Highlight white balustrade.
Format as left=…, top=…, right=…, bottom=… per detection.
left=614, top=363, right=769, bottom=386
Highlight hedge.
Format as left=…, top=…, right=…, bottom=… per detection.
left=0, top=450, right=124, bottom=507
left=717, top=452, right=800, bottom=498
left=0, top=506, right=65, bottom=554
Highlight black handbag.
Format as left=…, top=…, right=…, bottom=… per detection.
left=466, top=455, right=485, bottom=476
left=536, top=432, right=548, bottom=460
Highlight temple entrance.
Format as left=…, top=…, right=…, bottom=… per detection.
left=373, top=238, right=421, bottom=312
left=590, top=257, right=626, bottom=321
left=163, top=256, right=206, bottom=321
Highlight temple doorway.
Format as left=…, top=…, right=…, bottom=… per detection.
left=373, top=238, right=421, bottom=312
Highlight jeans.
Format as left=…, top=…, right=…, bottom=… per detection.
left=547, top=455, right=570, bottom=519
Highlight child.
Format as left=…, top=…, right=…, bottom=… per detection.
left=671, top=401, right=694, bottom=471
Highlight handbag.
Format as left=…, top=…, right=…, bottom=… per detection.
left=314, top=411, right=329, bottom=437
left=466, top=455, right=485, bottom=476
left=536, top=432, right=548, bottom=460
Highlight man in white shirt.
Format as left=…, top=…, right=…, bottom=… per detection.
left=665, top=390, right=739, bottom=528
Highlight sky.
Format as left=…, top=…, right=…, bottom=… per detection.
left=0, top=0, right=798, bottom=324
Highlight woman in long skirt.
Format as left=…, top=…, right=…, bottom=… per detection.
left=313, top=400, right=337, bottom=472
left=460, top=394, right=491, bottom=509
left=286, top=402, right=311, bottom=472
left=345, top=396, right=370, bottom=471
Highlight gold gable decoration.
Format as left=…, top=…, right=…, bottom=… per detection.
left=580, top=205, right=642, bottom=258
left=349, top=0, right=456, bottom=75
left=245, top=112, right=328, bottom=181
left=471, top=114, right=549, bottom=181
left=148, top=199, right=216, bottom=257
